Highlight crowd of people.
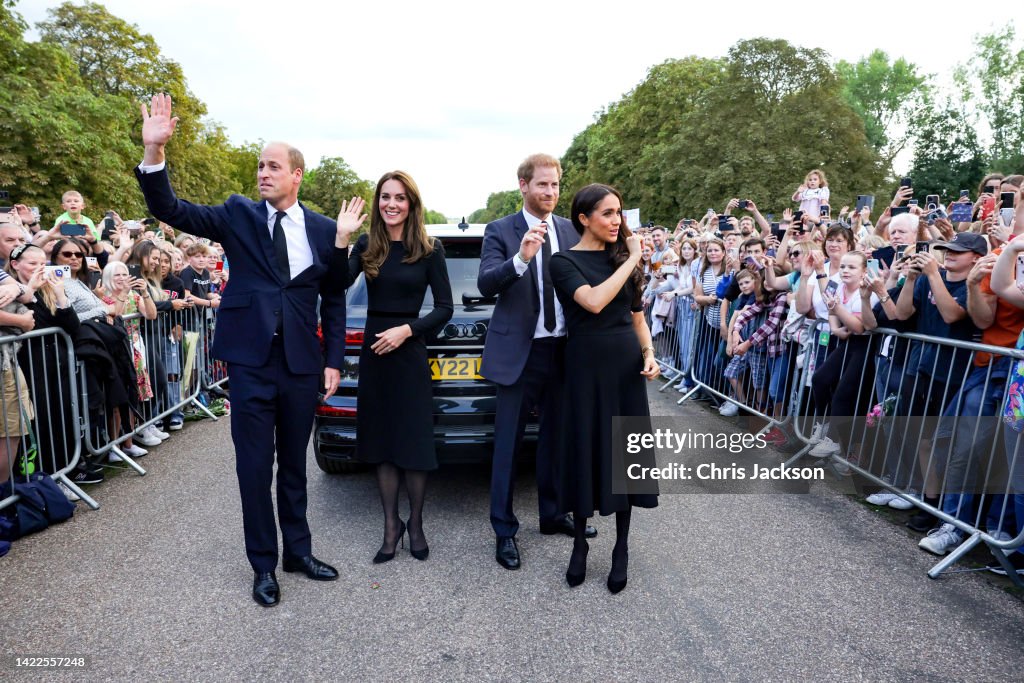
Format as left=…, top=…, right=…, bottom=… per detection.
left=639, top=170, right=1024, bottom=575
left=0, top=191, right=229, bottom=509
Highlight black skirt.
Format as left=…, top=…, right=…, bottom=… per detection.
left=356, top=313, right=437, bottom=471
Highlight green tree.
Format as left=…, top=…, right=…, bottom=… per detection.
left=300, top=156, right=373, bottom=216
left=836, top=50, right=928, bottom=174
left=424, top=209, right=447, bottom=224
left=468, top=190, right=521, bottom=223
left=955, top=27, right=1024, bottom=172
left=908, top=102, right=986, bottom=200
left=655, top=39, right=884, bottom=221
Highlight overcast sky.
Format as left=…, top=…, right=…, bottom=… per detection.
left=17, top=0, right=1017, bottom=218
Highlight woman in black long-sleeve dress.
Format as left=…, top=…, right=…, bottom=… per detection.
left=549, top=184, right=660, bottom=594
left=336, top=171, right=453, bottom=563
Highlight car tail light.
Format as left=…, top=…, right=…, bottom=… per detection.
left=345, top=328, right=364, bottom=345
left=317, top=405, right=357, bottom=417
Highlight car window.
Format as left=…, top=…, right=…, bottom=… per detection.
left=345, top=237, right=492, bottom=306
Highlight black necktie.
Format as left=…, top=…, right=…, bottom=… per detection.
left=272, top=210, right=290, bottom=282
left=541, top=221, right=555, bottom=332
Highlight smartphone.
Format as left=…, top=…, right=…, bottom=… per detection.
left=896, top=244, right=908, bottom=259
left=743, top=255, right=763, bottom=271
left=985, top=185, right=998, bottom=195
left=661, top=264, right=677, bottom=275
left=1001, top=207, right=1016, bottom=227
left=683, top=219, right=693, bottom=226
left=1017, top=255, right=1024, bottom=285
left=719, top=217, right=734, bottom=231
left=104, top=211, right=115, bottom=232
left=980, top=195, right=996, bottom=220
left=960, top=190, right=970, bottom=199
left=727, top=248, right=739, bottom=260
left=737, top=200, right=749, bottom=209
left=873, top=246, right=896, bottom=268
left=1000, top=192, right=1016, bottom=208
left=128, top=264, right=143, bottom=280
left=949, top=202, right=974, bottom=223
left=765, top=214, right=774, bottom=222
left=792, top=210, right=804, bottom=223
left=824, top=280, right=839, bottom=298
left=766, top=248, right=777, bottom=258
left=900, top=177, right=913, bottom=188
left=60, top=223, right=87, bottom=236
left=44, top=265, right=71, bottom=281
left=215, top=261, right=225, bottom=272
left=867, top=259, right=880, bottom=277
left=926, top=195, right=940, bottom=207
left=86, top=256, right=98, bottom=269
left=770, top=225, right=784, bottom=241
left=891, top=206, right=910, bottom=216
left=908, top=199, right=919, bottom=206
left=916, top=241, right=930, bottom=255
left=855, top=195, right=875, bottom=212
left=820, top=205, right=830, bottom=217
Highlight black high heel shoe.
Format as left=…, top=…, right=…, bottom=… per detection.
left=565, top=542, right=589, bottom=587
left=372, top=520, right=406, bottom=564
left=607, top=548, right=628, bottom=594
left=406, top=519, right=429, bottom=561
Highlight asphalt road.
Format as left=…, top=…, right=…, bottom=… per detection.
left=2, top=384, right=1023, bottom=682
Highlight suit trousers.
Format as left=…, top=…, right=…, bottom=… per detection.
left=227, top=337, right=319, bottom=572
left=490, top=336, right=565, bottom=537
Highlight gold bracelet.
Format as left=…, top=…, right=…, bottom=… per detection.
left=641, top=345, right=655, bottom=358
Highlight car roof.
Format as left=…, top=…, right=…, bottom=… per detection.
left=426, top=224, right=486, bottom=238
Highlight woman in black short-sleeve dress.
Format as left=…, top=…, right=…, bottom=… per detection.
left=336, top=171, right=453, bottom=564
left=549, top=183, right=660, bottom=594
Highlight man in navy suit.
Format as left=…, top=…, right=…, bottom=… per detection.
left=478, top=153, right=597, bottom=571
left=135, top=94, right=362, bottom=606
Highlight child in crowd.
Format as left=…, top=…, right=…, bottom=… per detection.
left=792, top=169, right=830, bottom=219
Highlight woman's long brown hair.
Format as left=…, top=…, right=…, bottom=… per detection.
left=361, top=171, right=434, bottom=281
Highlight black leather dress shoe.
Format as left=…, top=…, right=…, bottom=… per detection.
left=540, top=514, right=597, bottom=539
left=282, top=554, right=339, bottom=581
left=252, top=572, right=280, bottom=607
left=495, top=536, right=521, bottom=570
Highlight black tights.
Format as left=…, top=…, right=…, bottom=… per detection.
left=376, top=463, right=428, bottom=554
left=568, top=509, right=631, bottom=579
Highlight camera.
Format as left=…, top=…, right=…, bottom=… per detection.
left=737, top=200, right=749, bottom=209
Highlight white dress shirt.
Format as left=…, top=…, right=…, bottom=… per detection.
left=138, top=160, right=314, bottom=279
left=511, top=208, right=566, bottom=339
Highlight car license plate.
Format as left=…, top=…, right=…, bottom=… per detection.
left=430, top=357, right=482, bottom=380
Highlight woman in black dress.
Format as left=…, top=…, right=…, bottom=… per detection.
left=549, top=183, right=660, bottom=594
left=335, top=171, right=453, bottom=564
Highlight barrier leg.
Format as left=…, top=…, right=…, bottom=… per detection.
left=108, top=444, right=146, bottom=476
left=926, top=532, right=982, bottom=580
left=55, top=471, right=99, bottom=510
left=190, top=396, right=219, bottom=421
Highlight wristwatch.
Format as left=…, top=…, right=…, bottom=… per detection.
left=879, top=294, right=891, bottom=303
left=816, top=273, right=828, bottom=280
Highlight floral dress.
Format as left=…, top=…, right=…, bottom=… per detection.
left=1004, top=329, right=1024, bottom=431
left=102, top=290, right=153, bottom=402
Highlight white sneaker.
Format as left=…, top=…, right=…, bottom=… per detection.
left=809, top=421, right=829, bottom=444
left=718, top=401, right=739, bottom=417
left=115, top=443, right=149, bottom=460
left=147, top=425, right=171, bottom=441
left=58, top=481, right=80, bottom=502
left=919, top=523, right=964, bottom=555
left=888, top=490, right=917, bottom=511
left=168, top=419, right=184, bottom=431
left=809, top=437, right=841, bottom=458
left=866, top=491, right=898, bottom=506
left=134, top=429, right=161, bottom=447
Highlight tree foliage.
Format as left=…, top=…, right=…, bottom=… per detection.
left=0, top=1, right=374, bottom=225
left=468, top=190, right=521, bottom=223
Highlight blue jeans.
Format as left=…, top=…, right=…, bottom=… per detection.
left=676, top=298, right=697, bottom=383
left=936, top=361, right=1010, bottom=530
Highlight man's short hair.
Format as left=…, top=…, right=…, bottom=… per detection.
left=266, top=142, right=305, bottom=173
left=651, top=226, right=666, bottom=235
left=517, top=153, right=562, bottom=183
left=186, top=243, right=212, bottom=258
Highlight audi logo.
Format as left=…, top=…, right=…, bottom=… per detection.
left=442, top=322, right=487, bottom=339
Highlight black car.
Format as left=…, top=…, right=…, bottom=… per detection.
left=315, top=224, right=538, bottom=473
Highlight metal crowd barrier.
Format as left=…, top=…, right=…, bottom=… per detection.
left=0, top=327, right=94, bottom=512
left=674, top=285, right=1024, bottom=586
left=670, top=291, right=799, bottom=441
left=79, top=308, right=219, bottom=475
left=779, top=319, right=1024, bottom=587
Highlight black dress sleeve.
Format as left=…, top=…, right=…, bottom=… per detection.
left=343, top=234, right=368, bottom=290
left=550, top=252, right=587, bottom=301
left=630, top=279, right=644, bottom=313
left=409, top=239, right=454, bottom=337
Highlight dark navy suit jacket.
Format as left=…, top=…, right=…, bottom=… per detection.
left=134, top=167, right=346, bottom=375
left=477, top=211, right=579, bottom=386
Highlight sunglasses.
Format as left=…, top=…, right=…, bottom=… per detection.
left=789, top=251, right=803, bottom=257
left=59, top=251, right=84, bottom=259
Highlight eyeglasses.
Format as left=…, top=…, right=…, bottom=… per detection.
left=789, top=251, right=803, bottom=257
left=59, top=251, right=84, bottom=259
